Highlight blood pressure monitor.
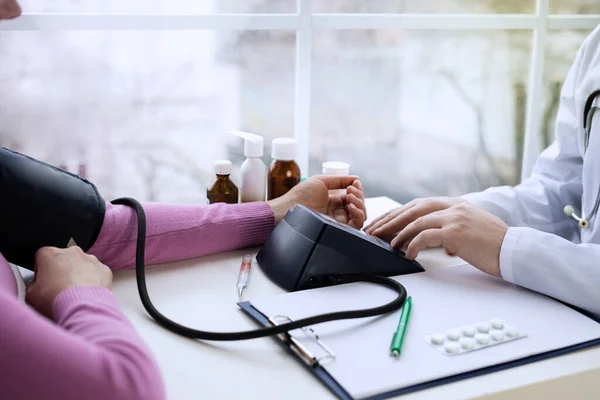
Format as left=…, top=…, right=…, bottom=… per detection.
left=256, top=205, right=425, bottom=291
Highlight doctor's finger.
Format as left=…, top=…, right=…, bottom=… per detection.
left=364, top=210, right=395, bottom=234
left=376, top=198, right=461, bottom=237
left=365, top=199, right=419, bottom=232
left=372, top=208, right=419, bottom=237
left=390, top=212, right=447, bottom=249
left=375, top=202, right=447, bottom=239
left=405, top=229, right=443, bottom=260
left=364, top=201, right=417, bottom=234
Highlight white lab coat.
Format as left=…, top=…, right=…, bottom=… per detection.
left=463, top=25, right=600, bottom=315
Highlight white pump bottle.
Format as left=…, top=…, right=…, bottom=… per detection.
left=231, top=130, right=267, bottom=202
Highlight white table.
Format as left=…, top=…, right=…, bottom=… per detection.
left=111, top=197, right=600, bottom=400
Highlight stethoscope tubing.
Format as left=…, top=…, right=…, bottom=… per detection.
left=564, top=90, right=600, bottom=228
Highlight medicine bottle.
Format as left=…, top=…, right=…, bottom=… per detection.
left=231, top=130, right=267, bottom=203
left=322, top=161, right=351, bottom=196
left=207, top=160, right=239, bottom=204
left=322, top=161, right=350, bottom=176
left=268, top=138, right=301, bottom=200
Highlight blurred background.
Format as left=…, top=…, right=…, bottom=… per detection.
left=0, top=0, right=598, bottom=204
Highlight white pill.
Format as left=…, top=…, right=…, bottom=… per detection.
left=444, top=342, right=460, bottom=354
left=460, top=338, right=475, bottom=350
left=446, top=329, right=461, bottom=341
left=491, top=330, right=505, bottom=341
left=475, top=334, right=490, bottom=345
left=477, top=322, right=491, bottom=333
left=490, top=318, right=504, bottom=329
left=431, top=333, right=445, bottom=345
left=505, top=327, right=519, bottom=337
left=462, top=326, right=476, bottom=337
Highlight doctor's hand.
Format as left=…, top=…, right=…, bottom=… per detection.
left=364, top=197, right=467, bottom=241
left=268, top=175, right=367, bottom=229
left=389, top=202, right=508, bottom=278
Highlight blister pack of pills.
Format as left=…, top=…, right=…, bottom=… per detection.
left=424, top=318, right=526, bottom=356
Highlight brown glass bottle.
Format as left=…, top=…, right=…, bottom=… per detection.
left=268, top=160, right=301, bottom=200
left=207, top=160, right=239, bottom=204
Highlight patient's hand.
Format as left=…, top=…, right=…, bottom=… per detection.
left=0, top=0, right=22, bottom=20
left=268, top=175, right=367, bottom=229
left=26, top=246, right=113, bottom=319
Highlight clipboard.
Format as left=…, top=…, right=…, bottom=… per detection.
left=239, top=301, right=355, bottom=400
left=238, top=266, right=600, bottom=400
left=240, top=301, right=600, bottom=400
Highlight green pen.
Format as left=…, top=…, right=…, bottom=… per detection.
left=390, top=296, right=412, bottom=357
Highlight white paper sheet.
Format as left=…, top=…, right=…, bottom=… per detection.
left=251, top=264, right=600, bottom=399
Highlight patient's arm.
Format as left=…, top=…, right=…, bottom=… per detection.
left=88, top=201, right=274, bottom=270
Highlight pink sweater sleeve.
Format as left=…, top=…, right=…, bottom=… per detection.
left=1, top=202, right=271, bottom=398
left=0, top=283, right=165, bottom=400
left=88, top=201, right=275, bottom=270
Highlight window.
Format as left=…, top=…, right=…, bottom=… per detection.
left=0, top=29, right=294, bottom=202
left=550, top=0, right=600, bottom=14
left=1, top=1, right=598, bottom=203
left=313, top=0, right=535, bottom=14
left=542, top=30, right=593, bottom=147
left=310, top=30, right=531, bottom=202
left=17, top=0, right=297, bottom=14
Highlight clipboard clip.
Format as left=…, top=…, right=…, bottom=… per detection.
left=268, top=315, right=336, bottom=366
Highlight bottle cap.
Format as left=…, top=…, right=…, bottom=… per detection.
left=214, top=160, right=232, bottom=175
left=231, top=130, right=264, bottom=158
left=322, top=161, right=350, bottom=175
left=271, top=138, right=297, bottom=161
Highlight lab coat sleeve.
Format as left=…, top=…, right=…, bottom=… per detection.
left=462, top=41, right=588, bottom=239
left=500, top=226, right=600, bottom=315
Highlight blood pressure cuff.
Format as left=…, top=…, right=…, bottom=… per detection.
left=0, top=148, right=106, bottom=270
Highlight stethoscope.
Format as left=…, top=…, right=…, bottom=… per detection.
left=564, top=89, right=600, bottom=228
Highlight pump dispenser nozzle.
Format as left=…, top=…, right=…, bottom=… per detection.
left=230, top=130, right=264, bottom=158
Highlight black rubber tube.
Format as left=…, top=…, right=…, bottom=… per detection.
left=111, top=197, right=407, bottom=341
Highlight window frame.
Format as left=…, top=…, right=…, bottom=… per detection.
left=2, top=0, right=599, bottom=180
